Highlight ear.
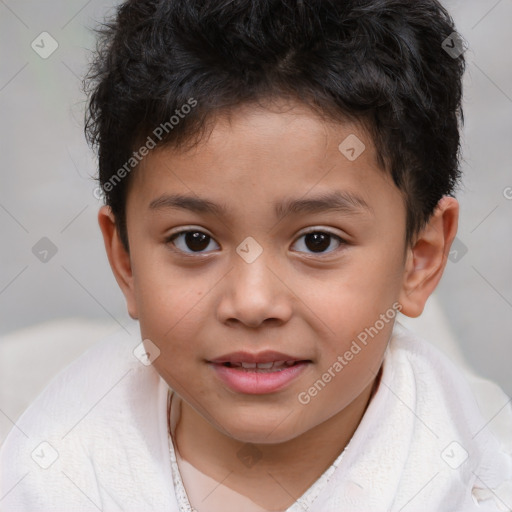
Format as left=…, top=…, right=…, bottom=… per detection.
left=97, top=205, right=139, bottom=319
left=398, top=196, right=459, bottom=318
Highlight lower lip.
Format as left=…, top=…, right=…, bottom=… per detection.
left=209, top=362, right=310, bottom=394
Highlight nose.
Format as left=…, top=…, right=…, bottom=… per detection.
left=216, top=250, right=293, bottom=329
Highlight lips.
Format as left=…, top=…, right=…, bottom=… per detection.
left=208, top=350, right=311, bottom=393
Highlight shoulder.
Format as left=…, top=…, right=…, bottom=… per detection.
left=386, top=322, right=512, bottom=509
left=389, top=322, right=511, bottom=424
left=2, top=326, right=144, bottom=440
left=0, top=327, right=171, bottom=510
left=388, top=321, right=512, bottom=444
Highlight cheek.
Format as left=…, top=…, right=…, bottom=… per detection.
left=133, top=243, right=202, bottom=316
left=297, top=248, right=402, bottom=403
left=304, top=248, right=404, bottom=338
left=131, top=252, right=209, bottom=361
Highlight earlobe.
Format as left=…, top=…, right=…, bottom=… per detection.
left=97, top=205, right=139, bottom=319
left=398, top=196, right=459, bottom=318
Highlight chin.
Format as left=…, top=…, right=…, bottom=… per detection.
left=210, top=409, right=309, bottom=445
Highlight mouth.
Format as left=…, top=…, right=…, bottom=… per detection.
left=219, top=360, right=308, bottom=372
left=209, top=350, right=311, bottom=366
left=207, top=351, right=312, bottom=394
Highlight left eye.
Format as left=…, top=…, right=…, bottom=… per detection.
left=291, top=231, right=345, bottom=255
left=166, top=230, right=220, bottom=254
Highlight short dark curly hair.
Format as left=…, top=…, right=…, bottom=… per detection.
left=85, top=0, right=465, bottom=253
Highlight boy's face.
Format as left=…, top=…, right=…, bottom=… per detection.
left=110, top=101, right=412, bottom=443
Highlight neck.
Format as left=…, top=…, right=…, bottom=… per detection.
left=171, top=369, right=381, bottom=510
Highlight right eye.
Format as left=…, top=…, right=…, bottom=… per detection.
left=165, top=230, right=220, bottom=254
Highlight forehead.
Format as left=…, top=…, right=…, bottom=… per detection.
left=127, top=101, right=401, bottom=221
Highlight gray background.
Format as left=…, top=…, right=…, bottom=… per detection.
left=1, top=0, right=511, bottom=394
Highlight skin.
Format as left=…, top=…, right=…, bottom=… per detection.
left=98, top=99, right=459, bottom=511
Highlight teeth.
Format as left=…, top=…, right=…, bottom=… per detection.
left=227, top=360, right=299, bottom=371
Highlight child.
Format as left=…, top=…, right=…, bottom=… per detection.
left=1, top=0, right=511, bottom=510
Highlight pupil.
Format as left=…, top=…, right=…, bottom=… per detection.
left=186, top=232, right=210, bottom=251
left=305, top=233, right=329, bottom=252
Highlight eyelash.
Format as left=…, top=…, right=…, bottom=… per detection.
left=164, top=228, right=348, bottom=257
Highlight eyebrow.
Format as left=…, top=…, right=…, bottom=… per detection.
left=148, top=191, right=373, bottom=219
